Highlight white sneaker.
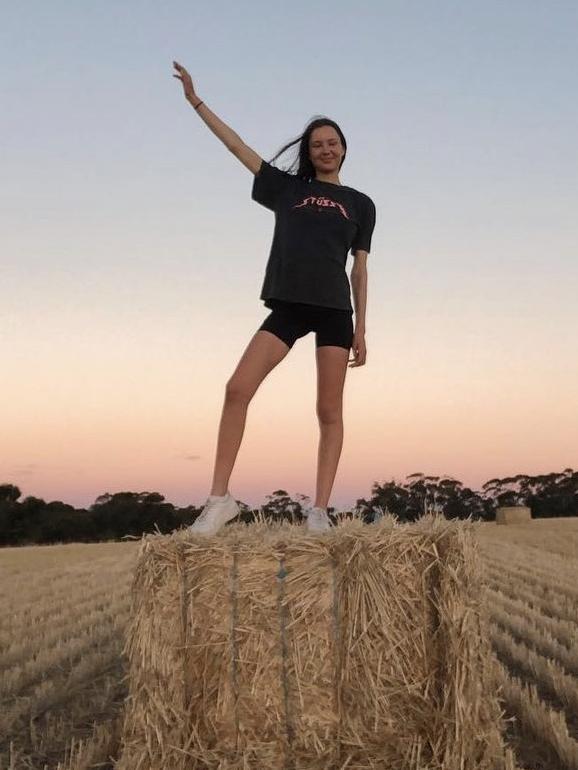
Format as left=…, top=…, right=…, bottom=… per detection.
left=189, top=491, right=240, bottom=535
left=305, top=506, right=331, bottom=532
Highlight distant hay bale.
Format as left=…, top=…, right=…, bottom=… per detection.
left=495, top=506, right=532, bottom=525
left=116, top=515, right=511, bottom=770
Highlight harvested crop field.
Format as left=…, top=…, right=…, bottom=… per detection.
left=1, top=516, right=576, bottom=770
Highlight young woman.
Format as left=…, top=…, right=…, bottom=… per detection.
left=172, top=61, right=376, bottom=535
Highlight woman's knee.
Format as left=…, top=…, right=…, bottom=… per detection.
left=316, top=402, right=343, bottom=424
left=225, top=377, right=254, bottom=404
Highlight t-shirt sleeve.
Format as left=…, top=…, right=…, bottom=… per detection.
left=350, top=195, right=376, bottom=254
left=251, top=159, right=295, bottom=212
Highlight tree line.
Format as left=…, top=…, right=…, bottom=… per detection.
left=0, top=468, right=576, bottom=546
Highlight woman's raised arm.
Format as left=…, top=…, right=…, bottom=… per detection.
left=172, top=60, right=262, bottom=175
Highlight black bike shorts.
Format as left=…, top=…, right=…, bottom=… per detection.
left=258, top=299, right=354, bottom=351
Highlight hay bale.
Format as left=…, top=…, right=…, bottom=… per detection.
left=117, top=515, right=511, bottom=770
left=495, top=506, right=532, bottom=525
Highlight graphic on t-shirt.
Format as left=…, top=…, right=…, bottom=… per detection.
left=292, top=195, right=350, bottom=220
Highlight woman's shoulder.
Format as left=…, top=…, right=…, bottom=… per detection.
left=351, top=187, right=375, bottom=211
left=259, top=159, right=298, bottom=179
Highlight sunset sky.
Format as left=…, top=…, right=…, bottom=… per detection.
left=2, top=1, right=577, bottom=512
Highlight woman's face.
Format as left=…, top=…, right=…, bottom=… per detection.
left=309, top=127, right=344, bottom=174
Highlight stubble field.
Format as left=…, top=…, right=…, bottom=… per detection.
left=1, top=516, right=577, bottom=770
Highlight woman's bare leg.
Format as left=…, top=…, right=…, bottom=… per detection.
left=314, top=345, right=349, bottom=509
left=210, top=330, right=291, bottom=495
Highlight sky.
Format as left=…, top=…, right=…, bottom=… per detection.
left=1, top=1, right=577, bottom=513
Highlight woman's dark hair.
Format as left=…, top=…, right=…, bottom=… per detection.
left=267, top=116, right=347, bottom=181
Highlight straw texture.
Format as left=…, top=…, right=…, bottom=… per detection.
left=116, top=514, right=512, bottom=770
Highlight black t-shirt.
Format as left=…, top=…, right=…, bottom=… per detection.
left=251, top=159, right=376, bottom=311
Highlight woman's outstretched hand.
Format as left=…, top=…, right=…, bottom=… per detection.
left=172, top=60, right=197, bottom=103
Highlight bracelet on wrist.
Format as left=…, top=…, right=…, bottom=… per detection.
left=193, top=100, right=204, bottom=110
